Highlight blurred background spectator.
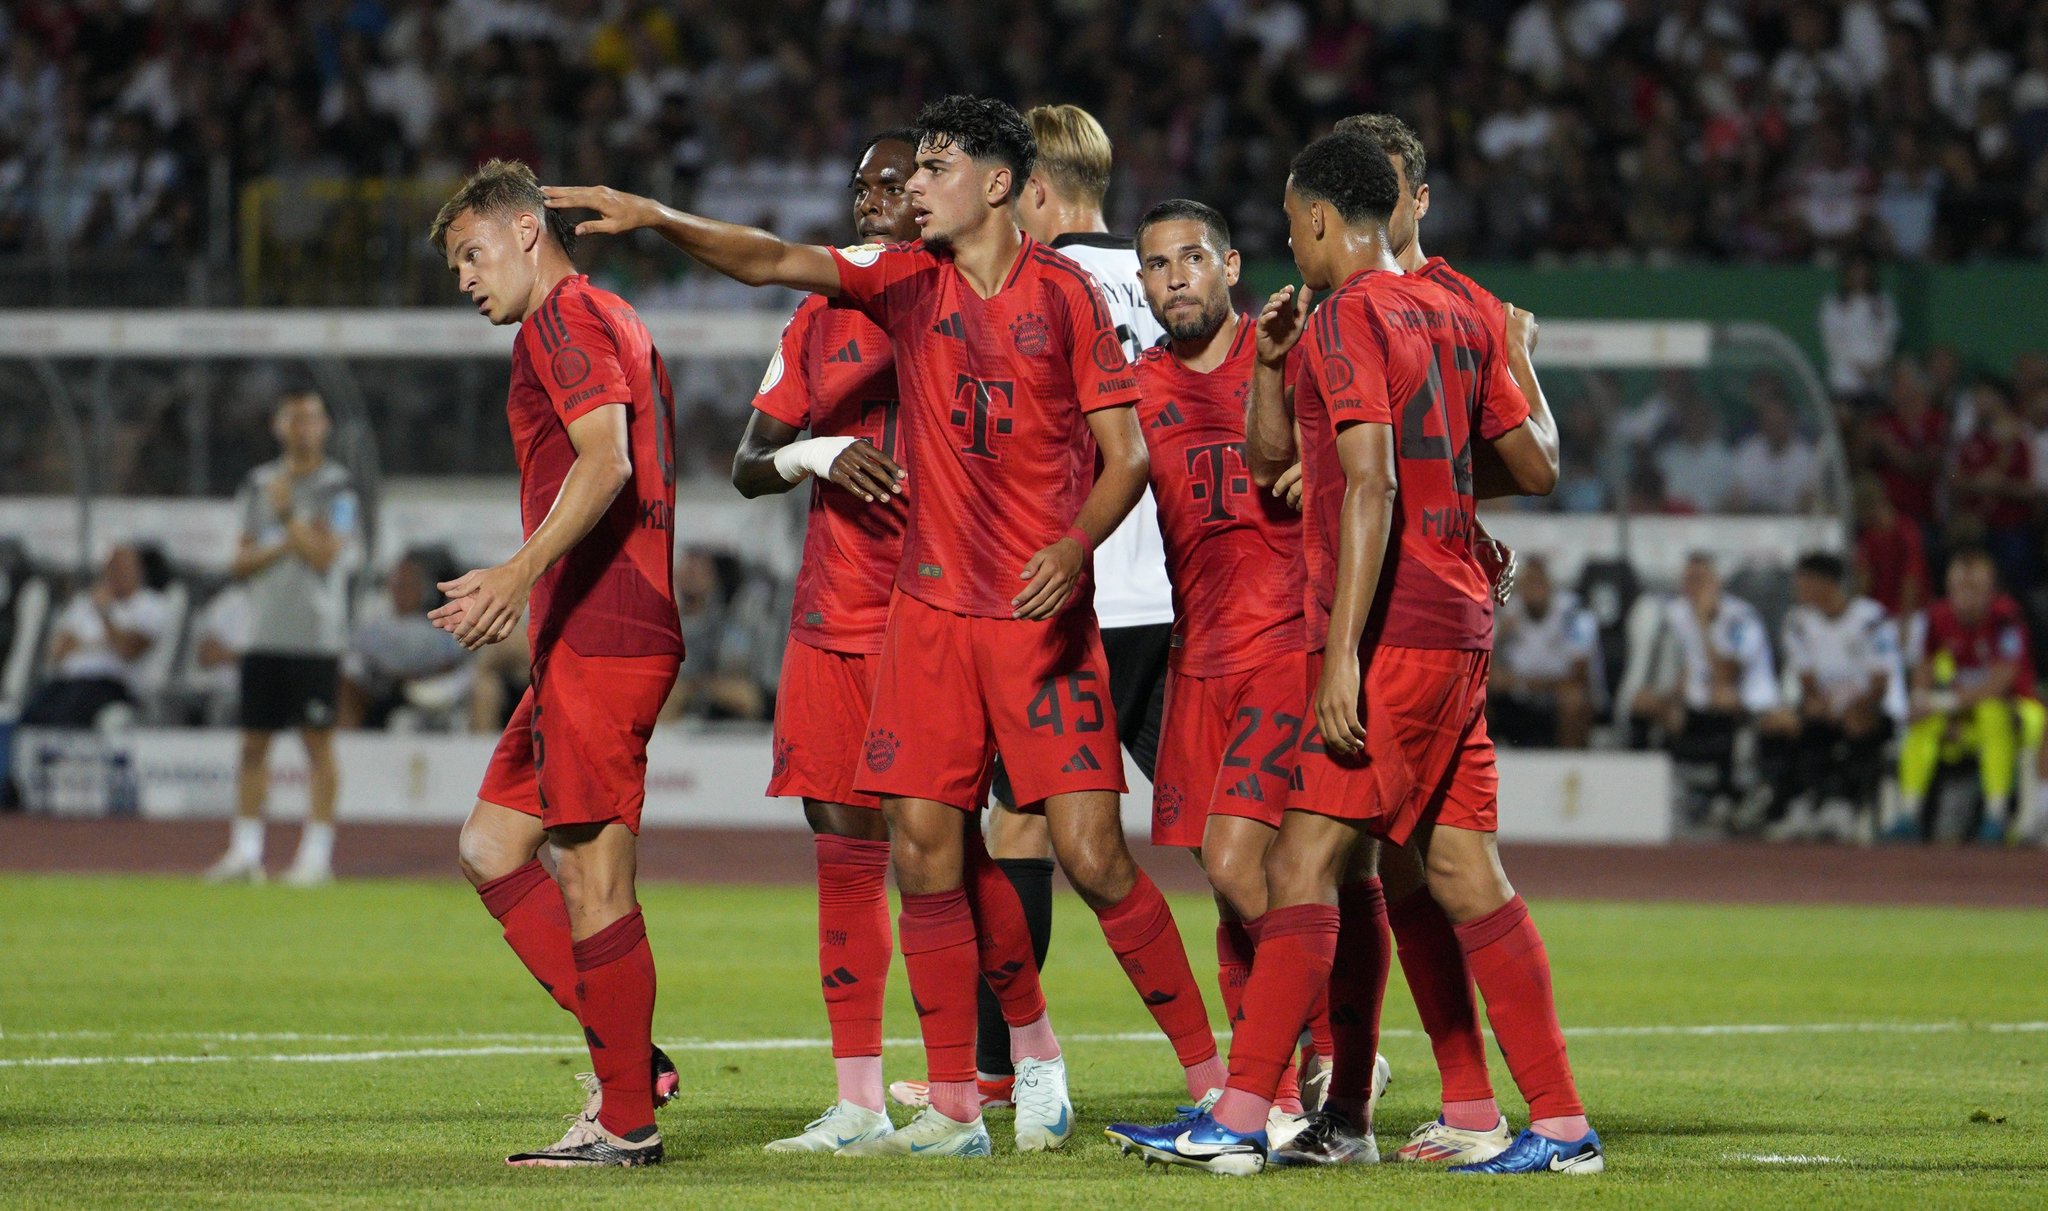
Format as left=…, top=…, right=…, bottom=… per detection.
left=18, top=543, right=169, bottom=727
left=339, top=550, right=470, bottom=730
left=1489, top=554, right=1600, bottom=749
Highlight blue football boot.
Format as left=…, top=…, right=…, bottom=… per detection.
left=1105, top=1109, right=1267, bottom=1176
left=1450, top=1126, right=1604, bottom=1174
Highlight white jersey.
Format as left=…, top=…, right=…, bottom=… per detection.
left=1052, top=232, right=1174, bottom=629
left=1497, top=588, right=1603, bottom=700
left=1666, top=592, right=1779, bottom=714
left=1782, top=596, right=1907, bottom=720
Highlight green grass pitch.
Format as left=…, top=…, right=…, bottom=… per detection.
left=2, top=873, right=2043, bottom=1208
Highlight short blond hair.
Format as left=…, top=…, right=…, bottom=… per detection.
left=1025, top=104, right=1112, bottom=206
left=428, top=159, right=576, bottom=255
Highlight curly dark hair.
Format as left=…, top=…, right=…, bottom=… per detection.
left=1288, top=132, right=1400, bottom=227
left=913, top=95, right=1035, bottom=199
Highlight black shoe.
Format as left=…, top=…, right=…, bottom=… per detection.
left=507, top=1121, right=663, bottom=1167
left=1269, top=1110, right=1380, bottom=1167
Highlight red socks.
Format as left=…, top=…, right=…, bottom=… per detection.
left=964, top=831, right=1049, bottom=1031
left=476, top=860, right=577, bottom=1016
left=898, top=888, right=980, bottom=1087
left=814, top=836, right=892, bottom=1060
left=1217, top=902, right=1339, bottom=1131
left=573, top=908, right=658, bottom=1137
left=1234, top=917, right=1303, bottom=1112
left=1455, top=895, right=1583, bottom=1120
left=1095, top=871, right=1219, bottom=1091
left=1387, top=885, right=1497, bottom=1115
left=1324, top=878, right=1391, bottom=1125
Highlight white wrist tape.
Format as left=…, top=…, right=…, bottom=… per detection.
left=773, top=435, right=861, bottom=484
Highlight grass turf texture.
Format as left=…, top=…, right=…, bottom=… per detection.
left=2, top=875, right=2043, bottom=1208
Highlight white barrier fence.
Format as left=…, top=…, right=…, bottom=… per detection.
left=13, top=727, right=1673, bottom=844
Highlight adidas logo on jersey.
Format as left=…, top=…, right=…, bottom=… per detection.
left=1061, top=747, right=1102, bottom=773
left=826, top=340, right=863, bottom=364
left=1151, top=400, right=1186, bottom=427
left=931, top=312, right=965, bottom=338
left=1225, top=774, right=1264, bottom=801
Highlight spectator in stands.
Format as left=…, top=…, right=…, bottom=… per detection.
left=1852, top=475, right=1931, bottom=621
left=19, top=543, right=169, bottom=727
left=186, top=584, right=248, bottom=727
left=1755, top=552, right=1905, bottom=842
left=1897, top=546, right=2043, bottom=844
left=1656, top=394, right=1736, bottom=513
left=1951, top=382, right=2037, bottom=593
left=206, top=392, right=358, bottom=887
left=663, top=547, right=769, bottom=722
left=1630, top=554, right=1780, bottom=823
left=1820, top=253, right=1899, bottom=407
left=1864, top=357, right=1950, bottom=531
left=1490, top=555, right=1600, bottom=749
left=339, top=553, right=470, bottom=730
left=1730, top=379, right=1821, bottom=513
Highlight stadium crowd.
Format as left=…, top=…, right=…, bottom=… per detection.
left=2, top=0, right=2048, bottom=285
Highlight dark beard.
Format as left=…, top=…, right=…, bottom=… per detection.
left=1162, top=298, right=1228, bottom=343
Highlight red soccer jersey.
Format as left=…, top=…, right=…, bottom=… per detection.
left=1954, top=430, right=2033, bottom=530
left=1871, top=405, right=1948, bottom=522
left=507, top=274, right=683, bottom=659
left=1416, top=256, right=1508, bottom=347
left=1295, top=268, right=1529, bottom=653
left=829, top=237, right=1140, bottom=618
left=751, top=294, right=905, bottom=654
left=1917, top=594, right=2036, bottom=699
left=1134, top=316, right=1303, bottom=676
left=1855, top=516, right=1928, bottom=617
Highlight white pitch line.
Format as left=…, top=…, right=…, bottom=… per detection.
left=1729, top=1153, right=1849, bottom=1165
left=3, top=1020, right=2045, bottom=1070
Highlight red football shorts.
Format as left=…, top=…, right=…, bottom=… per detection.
left=477, top=650, right=679, bottom=834
left=1290, top=645, right=1498, bottom=845
left=1149, top=655, right=1307, bottom=847
left=854, top=591, right=1127, bottom=811
left=768, top=638, right=882, bottom=809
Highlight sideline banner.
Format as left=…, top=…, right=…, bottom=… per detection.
left=14, top=728, right=1672, bottom=844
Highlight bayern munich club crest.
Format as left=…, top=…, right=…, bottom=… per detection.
left=1156, top=784, right=1185, bottom=826
left=863, top=729, right=899, bottom=773
left=1010, top=312, right=1050, bottom=357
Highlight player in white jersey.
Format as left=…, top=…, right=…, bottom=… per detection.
left=1630, top=554, right=1779, bottom=827
left=1490, top=556, right=1602, bottom=748
left=1757, top=552, right=1905, bottom=841
left=889, top=102, right=1177, bottom=1112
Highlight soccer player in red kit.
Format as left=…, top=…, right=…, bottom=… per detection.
left=544, top=95, right=1219, bottom=1159
left=1127, top=197, right=1379, bottom=1138
left=1111, top=132, right=1596, bottom=1177
left=432, top=160, right=683, bottom=1168
left=730, top=130, right=921, bottom=1153
left=1331, top=110, right=1564, bottom=1165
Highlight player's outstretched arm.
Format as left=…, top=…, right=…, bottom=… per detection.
left=732, top=411, right=904, bottom=503
left=430, top=403, right=633, bottom=650
left=1474, top=303, right=1559, bottom=499
left=541, top=185, right=842, bottom=295
left=1011, top=405, right=1149, bottom=621
left=1247, top=284, right=1310, bottom=487
left=1316, top=421, right=1398, bottom=757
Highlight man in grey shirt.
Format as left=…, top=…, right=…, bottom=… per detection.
left=205, top=392, right=358, bottom=886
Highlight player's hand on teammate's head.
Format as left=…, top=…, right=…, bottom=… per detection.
left=1505, top=302, right=1538, bottom=355
left=1255, top=284, right=1311, bottom=368
left=826, top=438, right=906, bottom=504
left=1012, top=538, right=1085, bottom=621
left=539, top=185, right=660, bottom=238
left=1273, top=461, right=1305, bottom=511
left=1314, top=653, right=1366, bottom=757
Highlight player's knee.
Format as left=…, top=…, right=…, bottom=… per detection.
left=1059, top=838, right=1136, bottom=910
left=1205, top=862, right=1265, bottom=921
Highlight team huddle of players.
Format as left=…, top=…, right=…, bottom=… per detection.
left=431, top=92, right=1600, bottom=1176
